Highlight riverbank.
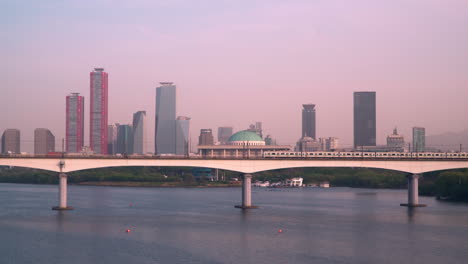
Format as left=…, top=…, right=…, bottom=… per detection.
left=75, top=181, right=241, bottom=188
left=1, top=166, right=467, bottom=202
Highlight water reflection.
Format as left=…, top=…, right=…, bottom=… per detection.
left=406, top=207, right=416, bottom=222
left=1, top=184, right=468, bottom=264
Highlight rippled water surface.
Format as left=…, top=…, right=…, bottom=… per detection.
left=1, top=183, right=468, bottom=264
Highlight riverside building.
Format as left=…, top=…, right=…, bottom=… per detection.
left=199, top=129, right=214, bottom=146
left=34, top=128, right=55, bottom=155
left=198, top=130, right=290, bottom=158
left=1, top=129, right=20, bottom=154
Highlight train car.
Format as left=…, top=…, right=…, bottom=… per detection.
left=262, top=151, right=468, bottom=160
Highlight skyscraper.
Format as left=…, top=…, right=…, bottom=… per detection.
left=302, top=104, right=316, bottom=139
left=218, top=127, right=233, bottom=144
left=34, top=128, right=55, bottom=154
left=175, top=116, right=190, bottom=156
left=1, top=129, right=20, bottom=154
left=107, top=123, right=118, bottom=155
left=132, top=111, right=146, bottom=154
left=116, top=124, right=133, bottom=155
left=354, top=92, right=376, bottom=148
left=155, top=82, right=176, bottom=154
left=199, top=129, right=214, bottom=145
left=412, top=127, right=425, bottom=152
left=90, top=68, right=108, bottom=154
left=66, top=93, right=84, bottom=153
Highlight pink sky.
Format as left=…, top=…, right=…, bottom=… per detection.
left=1, top=0, right=468, bottom=152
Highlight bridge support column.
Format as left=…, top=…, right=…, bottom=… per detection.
left=235, top=174, right=258, bottom=209
left=52, top=173, right=73, bottom=211
left=400, top=174, right=426, bottom=207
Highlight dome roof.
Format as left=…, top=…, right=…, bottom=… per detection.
left=300, top=136, right=314, bottom=142
left=228, top=130, right=264, bottom=142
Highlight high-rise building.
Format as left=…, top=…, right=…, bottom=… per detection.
left=295, top=136, right=321, bottom=152
left=155, top=82, right=176, bottom=154
left=354, top=92, right=376, bottom=148
left=412, top=127, right=425, bottom=152
left=218, top=127, right=233, bottom=144
left=302, top=104, right=316, bottom=139
left=248, top=122, right=263, bottom=138
left=1, top=129, right=20, bottom=154
left=66, top=93, right=84, bottom=153
left=132, top=111, right=146, bottom=154
left=34, top=128, right=55, bottom=154
left=107, top=124, right=118, bottom=155
left=264, top=135, right=277, bottom=146
left=387, top=128, right=405, bottom=151
left=175, top=116, right=190, bottom=156
left=199, top=129, right=214, bottom=145
left=90, top=68, right=108, bottom=154
left=319, top=137, right=339, bottom=151
left=116, top=124, right=133, bottom=154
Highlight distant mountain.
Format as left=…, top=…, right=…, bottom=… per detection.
left=426, top=130, right=468, bottom=152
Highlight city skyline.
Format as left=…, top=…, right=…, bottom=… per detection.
left=2, top=0, right=468, bottom=153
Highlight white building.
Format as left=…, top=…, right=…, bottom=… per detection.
left=285, top=177, right=303, bottom=187
left=319, top=137, right=339, bottom=151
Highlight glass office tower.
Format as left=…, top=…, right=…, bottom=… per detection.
left=302, top=104, right=316, bottom=139
left=412, top=127, right=425, bottom=152
left=175, top=116, right=190, bottom=156
left=155, top=82, right=176, bottom=154
left=354, top=92, right=376, bottom=148
left=132, top=111, right=146, bottom=154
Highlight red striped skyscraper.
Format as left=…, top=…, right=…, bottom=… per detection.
left=90, top=68, right=108, bottom=154
left=66, top=93, right=84, bottom=153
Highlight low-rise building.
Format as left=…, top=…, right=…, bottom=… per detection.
left=387, top=128, right=405, bottom=152
left=198, top=130, right=290, bottom=158
left=285, top=177, right=303, bottom=187
left=295, top=137, right=321, bottom=152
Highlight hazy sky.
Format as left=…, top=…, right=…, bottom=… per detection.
left=2, top=0, right=468, bottom=153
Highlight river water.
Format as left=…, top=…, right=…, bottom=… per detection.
left=0, top=183, right=467, bottom=264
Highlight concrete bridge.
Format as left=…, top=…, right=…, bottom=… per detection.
left=1, top=156, right=468, bottom=210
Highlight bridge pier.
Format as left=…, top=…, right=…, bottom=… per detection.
left=52, top=173, right=73, bottom=211
left=235, top=174, right=258, bottom=209
left=400, top=174, right=426, bottom=207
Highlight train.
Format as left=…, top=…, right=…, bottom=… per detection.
left=262, top=151, right=468, bottom=159
left=1, top=151, right=467, bottom=160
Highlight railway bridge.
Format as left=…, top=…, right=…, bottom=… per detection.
left=1, top=156, right=467, bottom=210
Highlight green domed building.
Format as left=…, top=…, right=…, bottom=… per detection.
left=198, top=130, right=290, bottom=158
left=227, top=130, right=265, bottom=146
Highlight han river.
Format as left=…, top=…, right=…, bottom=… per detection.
left=1, top=183, right=468, bottom=264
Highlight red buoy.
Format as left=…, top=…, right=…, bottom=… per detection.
left=278, top=229, right=283, bottom=233
left=126, top=229, right=131, bottom=233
